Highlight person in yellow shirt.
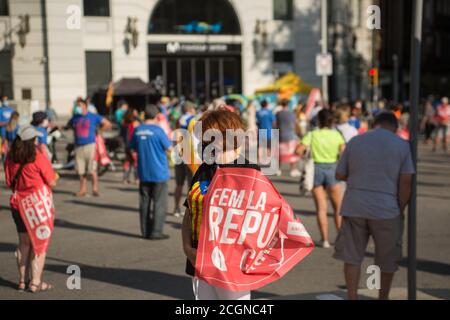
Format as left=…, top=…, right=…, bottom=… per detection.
left=297, top=109, right=345, bottom=248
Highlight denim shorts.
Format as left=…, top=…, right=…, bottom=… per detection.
left=313, top=163, right=338, bottom=188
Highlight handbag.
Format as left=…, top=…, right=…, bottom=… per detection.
left=299, top=133, right=315, bottom=194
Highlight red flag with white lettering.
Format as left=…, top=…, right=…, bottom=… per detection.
left=16, top=184, right=55, bottom=255
left=195, top=167, right=314, bottom=292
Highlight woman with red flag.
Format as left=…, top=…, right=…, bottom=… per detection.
left=5, top=125, right=57, bottom=293
left=181, top=109, right=259, bottom=300
left=181, top=109, right=313, bottom=299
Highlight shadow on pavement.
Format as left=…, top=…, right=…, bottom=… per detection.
left=294, top=209, right=336, bottom=217
left=165, top=220, right=182, bottom=230
left=417, top=170, right=450, bottom=177
left=0, top=277, right=17, bottom=290
left=257, top=290, right=349, bottom=300
left=0, top=242, right=16, bottom=252
left=55, top=219, right=141, bottom=239
left=45, top=262, right=193, bottom=299
left=417, top=181, right=450, bottom=188
left=280, top=192, right=312, bottom=199
left=418, top=193, right=450, bottom=200
left=53, top=189, right=76, bottom=196
left=267, top=178, right=300, bottom=185
left=418, top=158, right=450, bottom=165
left=420, top=288, right=450, bottom=300
left=365, top=252, right=450, bottom=276
left=43, top=261, right=280, bottom=300
left=0, top=243, right=19, bottom=290
left=57, top=172, right=79, bottom=180
left=65, top=200, right=137, bottom=213
left=108, top=187, right=138, bottom=193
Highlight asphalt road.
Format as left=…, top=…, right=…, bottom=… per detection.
left=0, top=144, right=449, bottom=300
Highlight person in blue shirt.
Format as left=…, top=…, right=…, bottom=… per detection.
left=31, top=111, right=49, bottom=154
left=256, top=100, right=275, bottom=160
left=2, top=111, right=19, bottom=162
left=67, top=99, right=112, bottom=197
left=5, top=111, right=19, bottom=145
left=130, top=104, right=172, bottom=240
left=256, top=100, right=275, bottom=140
left=0, top=96, right=14, bottom=161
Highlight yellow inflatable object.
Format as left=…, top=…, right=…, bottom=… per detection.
left=255, top=72, right=313, bottom=98
left=187, top=119, right=201, bottom=174
left=174, top=118, right=201, bottom=174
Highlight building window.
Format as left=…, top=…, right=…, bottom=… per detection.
left=149, top=0, right=241, bottom=35
left=22, top=88, right=32, bottom=100
left=83, top=0, right=110, bottom=17
left=437, top=0, right=450, bottom=16
left=273, top=50, right=294, bottom=63
left=0, top=50, right=13, bottom=99
left=273, top=0, right=293, bottom=20
left=85, top=51, right=112, bottom=97
left=273, top=50, right=294, bottom=76
left=0, top=0, right=9, bottom=16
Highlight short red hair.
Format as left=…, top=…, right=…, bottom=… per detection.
left=199, top=110, right=245, bottom=151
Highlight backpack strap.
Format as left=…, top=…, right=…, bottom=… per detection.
left=11, top=164, right=26, bottom=192
left=335, top=126, right=346, bottom=142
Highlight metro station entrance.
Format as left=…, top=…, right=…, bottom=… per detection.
left=148, top=43, right=241, bottom=101
left=147, top=0, right=242, bottom=101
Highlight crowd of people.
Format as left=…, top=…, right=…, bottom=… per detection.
left=1, top=91, right=448, bottom=299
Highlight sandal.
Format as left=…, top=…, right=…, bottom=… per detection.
left=74, top=191, right=86, bottom=197
left=28, top=282, right=53, bottom=293
left=18, top=281, right=27, bottom=292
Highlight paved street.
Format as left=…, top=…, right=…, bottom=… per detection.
left=0, top=144, right=449, bottom=300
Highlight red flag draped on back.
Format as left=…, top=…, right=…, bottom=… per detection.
left=95, top=134, right=112, bottom=167
left=16, top=184, right=55, bottom=255
left=195, top=167, right=314, bottom=292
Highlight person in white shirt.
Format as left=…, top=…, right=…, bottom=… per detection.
left=335, top=105, right=358, bottom=143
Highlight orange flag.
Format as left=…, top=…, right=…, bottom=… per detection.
left=105, top=81, right=114, bottom=111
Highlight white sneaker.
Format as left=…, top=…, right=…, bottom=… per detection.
left=290, top=169, right=301, bottom=178
left=173, top=208, right=182, bottom=218
left=321, top=240, right=331, bottom=249
left=276, top=170, right=282, bottom=176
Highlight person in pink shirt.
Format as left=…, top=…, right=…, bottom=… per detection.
left=433, top=97, right=450, bottom=152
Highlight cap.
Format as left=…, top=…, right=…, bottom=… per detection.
left=17, top=124, right=43, bottom=141
left=31, top=111, right=47, bottom=125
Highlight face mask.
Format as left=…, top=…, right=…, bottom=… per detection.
left=74, top=106, right=82, bottom=115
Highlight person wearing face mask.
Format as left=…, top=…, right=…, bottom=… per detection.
left=181, top=109, right=260, bottom=300
left=31, top=111, right=49, bottom=156
left=5, top=125, right=58, bottom=292
left=72, top=97, right=83, bottom=116
left=67, top=99, right=112, bottom=197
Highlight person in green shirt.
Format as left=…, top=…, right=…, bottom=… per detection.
left=297, top=109, right=346, bottom=248
left=115, top=100, right=129, bottom=125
